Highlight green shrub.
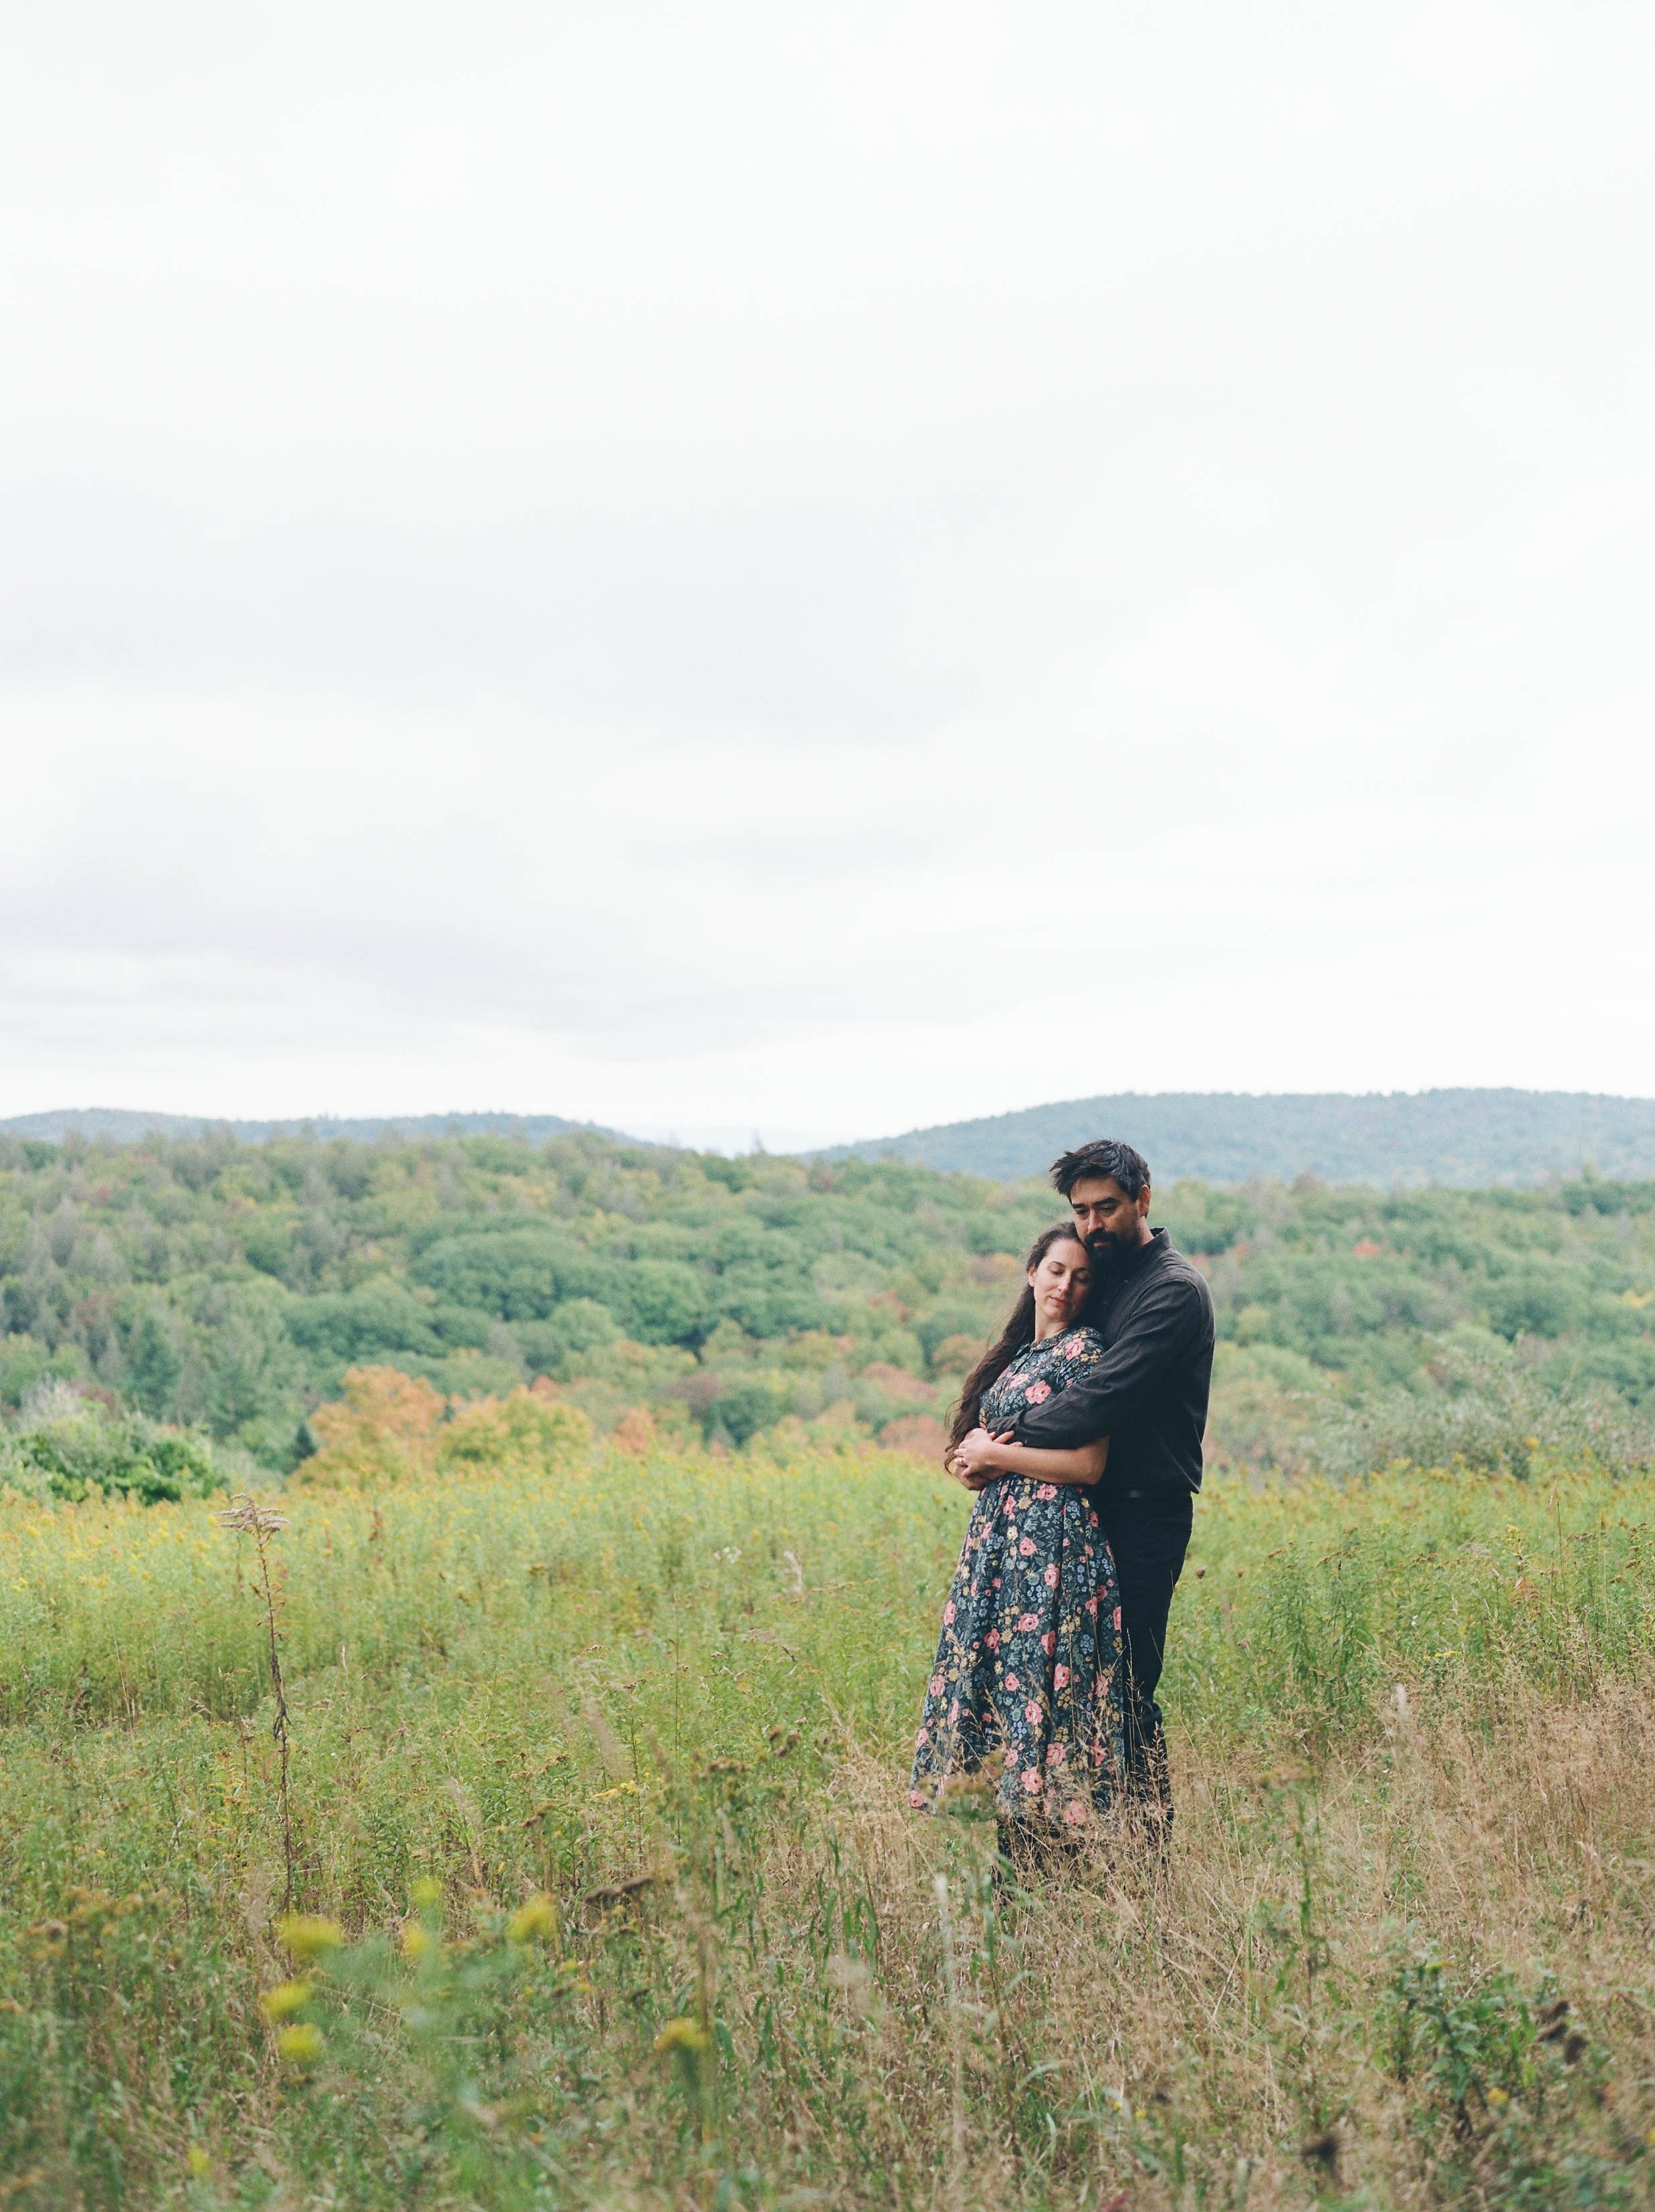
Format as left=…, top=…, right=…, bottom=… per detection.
left=1, top=1385, right=222, bottom=1504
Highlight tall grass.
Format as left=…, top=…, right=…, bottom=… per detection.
left=2, top=1447, right=1654, bottom=2207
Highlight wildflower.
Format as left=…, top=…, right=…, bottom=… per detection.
left=257, top=1981, right=310, bottom=2023
left=401, top=1921, right=435, bottom=1960
left=409, top=1876, right=443, bottom=1910
left=507, top=1894, right=558, bottom=1944
left=274, top=1915, right=342, bottom=1963
left=275, top=2022, right=324, bottom=2065
left=655, top=2015, right=712, bottom=2056
left=186, top=2147, right=211, bottom=2177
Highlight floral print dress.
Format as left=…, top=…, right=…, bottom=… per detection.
left=910, top=1326, right=1123, bottom=1832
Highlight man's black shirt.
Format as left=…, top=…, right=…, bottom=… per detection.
left=1014, top=1228, right=1214, bottom=1494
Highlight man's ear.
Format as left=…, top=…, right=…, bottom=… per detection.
left=1138, top=1184, right=1151, bottom=1217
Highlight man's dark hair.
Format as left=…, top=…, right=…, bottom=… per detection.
left=1049, top=1138, right=1151, bottom=1201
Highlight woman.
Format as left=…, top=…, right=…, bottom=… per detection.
left=909, top=1225, right=1123, bottom=1845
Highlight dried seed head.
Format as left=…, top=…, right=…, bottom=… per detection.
left=215, top=1493, right=288, bottom=1536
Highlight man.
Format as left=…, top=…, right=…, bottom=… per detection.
left=1008, top=1138, right=1212, bottom=1826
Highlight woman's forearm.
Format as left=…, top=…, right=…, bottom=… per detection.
left=985, top=1437, right=1107, bottom=1484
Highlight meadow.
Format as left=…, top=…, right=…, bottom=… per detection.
left=3, top=1440, right=1655, bottom=2209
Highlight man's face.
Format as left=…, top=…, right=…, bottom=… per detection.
left=1067, top=1175, right=1150, bottom=1262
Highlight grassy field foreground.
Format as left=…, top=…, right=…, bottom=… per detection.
left=3, top=1447, right=1655, bottom=2209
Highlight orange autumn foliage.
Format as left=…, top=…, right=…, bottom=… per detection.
left=296, top=1367, right=592, bottom=1488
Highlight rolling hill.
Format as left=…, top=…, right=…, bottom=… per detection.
left=815, top=1088, right=1655, bottom=1187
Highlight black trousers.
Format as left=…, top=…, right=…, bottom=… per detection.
left=1092, top=1480, right=1194, bottom=1818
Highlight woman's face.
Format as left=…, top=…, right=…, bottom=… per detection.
left=1028, top=1237, right=1092, bottom=1330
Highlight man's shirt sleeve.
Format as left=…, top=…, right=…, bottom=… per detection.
left=1013, top=1272, right=1204, bottom=1448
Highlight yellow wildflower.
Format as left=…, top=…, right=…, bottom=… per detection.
left=506, top=1894, right=558, bottom=1944
left=409, top=1876, right=443, bottom=1910
left=275, top=2022, right=324, bottom=2065
left=401, top=1920, right=435, bottom=1960
left=273, top=1914, right=342, bottom=1963
left=654, top=2016, right=712, bottom=2055
left=257, top=1981, right=310, bottom=2023
left=186, top=2147, right=211, bottom=2177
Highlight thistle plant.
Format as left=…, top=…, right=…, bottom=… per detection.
left=215, top=1493, right=295, bottom=1908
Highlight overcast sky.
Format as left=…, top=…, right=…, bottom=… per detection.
left=3, top=2, right=1652, bottom=1149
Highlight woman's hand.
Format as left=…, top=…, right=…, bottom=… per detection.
left=949, top=1427, right=1016, bottom=1489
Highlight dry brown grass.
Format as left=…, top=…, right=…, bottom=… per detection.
left=742, top=1682, right=1655, bottom=2208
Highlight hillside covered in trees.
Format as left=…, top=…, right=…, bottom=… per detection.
left=822, top=1087, right=1655, bottom=1186
left=3, top=1126, right=1655, bottom=1480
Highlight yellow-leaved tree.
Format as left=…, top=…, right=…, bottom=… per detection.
left=296, top=1370, right=591, bottom=1487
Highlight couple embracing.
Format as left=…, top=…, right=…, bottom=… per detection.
left=909, top=1139, right=1214, bottom=1859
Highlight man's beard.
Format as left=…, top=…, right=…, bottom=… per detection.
left=1084, top=1230, right=1134, bottom=1268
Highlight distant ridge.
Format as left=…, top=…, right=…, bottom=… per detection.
left=0, top=1108, right=615, bottom=1146
left=814, top=1089, right=1655, bottom=1188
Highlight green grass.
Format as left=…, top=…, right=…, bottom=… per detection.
left=3, top=1447, right=1655, bottom=2207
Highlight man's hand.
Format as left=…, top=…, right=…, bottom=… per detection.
left=948, top=1427, right=1015, bottom=1490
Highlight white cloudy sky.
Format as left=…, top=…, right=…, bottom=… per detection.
left=3, top=1, right=1652, bottom=1149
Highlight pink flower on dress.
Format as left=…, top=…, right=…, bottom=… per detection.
left=1088, top=1510, right=1100, bottom=1528
left=915, top=1727, right=929, bottom=1747
left=1063, top=1799, right=1087, bottom=1826
left=1004, top=1672, right=1020, bottom=1692
left=943, top=1599, right=956, bottom=1624
left=1046, top=1742, right=1066, bottom=1767
left=1018, top=1537, right=1036, bottom=1557
left=1016, top=1612, right=1038, bottom=1632
left=929, top=1674, right=945, bottom=1696
left=1021, top=1769, right=1042, bottom=1793
left=1086, top=1595, right=1099, bottom=1615
left=1024, top=1699, right=1042, bottom=1724
left=909, top=1789, right=926, bottom=1808
left=1024, top=1380, right=1051, bottom=1404
left=948, top=1700, right=960, bottom=1722
left=1035, top=1484, right=1058, bottom=1501
left=1041, top=1632, right=1057, bottom=1655
left=1002, top=1496, right=1016, bottom=1514
left=1113, top=1606, right=1123, bottom=1629
left=1053, top=1663, right=1070, bottom=1688
left=1043, top=1563, right=1059, bottom=1589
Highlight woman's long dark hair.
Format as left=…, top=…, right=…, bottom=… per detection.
left=945, top=1223, right=1090, bottom=1458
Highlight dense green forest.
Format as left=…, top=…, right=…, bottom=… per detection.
left=824, top=1086, right=1655, bottom=1185
left=2, top=1127, right=1654, bottom=1478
